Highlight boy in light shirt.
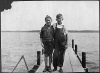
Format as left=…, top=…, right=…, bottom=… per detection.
left=52, top=14, right=68, bottom=72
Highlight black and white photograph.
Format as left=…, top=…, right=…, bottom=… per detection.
left=1, top=1, right=99, bottom=73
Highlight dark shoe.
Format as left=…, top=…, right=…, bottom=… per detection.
left=48, top=66, right=52, bottom=72
left=43, top=68, right=47, bottom=72
left=59, top=68, right=63, bottom=73
left=53, top=68, right=57, bottom=71
left=43, top=67, right=48, bottom=72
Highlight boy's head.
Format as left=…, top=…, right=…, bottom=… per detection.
left=45, top=15, right=52, bottom=26
left=56, top=13, right=63, bottom=24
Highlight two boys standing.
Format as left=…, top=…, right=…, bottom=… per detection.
left=40, top=14, right=68, bottom=72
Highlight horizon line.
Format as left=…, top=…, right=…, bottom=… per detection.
left=1, top=30, right=99, bottom=32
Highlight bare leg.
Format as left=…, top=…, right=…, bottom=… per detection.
left=59, top=67, right=63, bottom=72
left=60, top=67, right=62, bottom=70
left=43, top=54, right=48, bottom=72
left=49, top=54, right=52, bottom=67
left=47, top=54, right=52, bottom=72
left=47, top=56, right=49, bottom=66
left=44, top=54, right=48, bottom=67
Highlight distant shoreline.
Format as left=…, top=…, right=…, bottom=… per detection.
left=1, top=30, right=99, bottom=33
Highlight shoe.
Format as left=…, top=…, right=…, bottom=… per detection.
left=43, top=68, right=47, bottom=72
left=53, top=68, right=57, bottom=71
left=43, top=67, right=48, bottom=72
left=48, top=66, right=52, bottom=72
left=59, top=68, right=63, bottom=73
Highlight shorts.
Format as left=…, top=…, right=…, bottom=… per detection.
left=43, top=40, right=54, bottom=56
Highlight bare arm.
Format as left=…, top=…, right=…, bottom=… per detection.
left=40, top=28, right=44, bottom=48
left=40, top=38, right=44, bottom=47
left=63, top=25, right=68, bottom=48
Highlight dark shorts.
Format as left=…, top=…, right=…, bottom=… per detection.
left=43, top=40, right=54, bottom=56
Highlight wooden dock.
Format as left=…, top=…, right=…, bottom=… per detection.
left=12, top=39, right=88, bottom=73
left=28, top=39, right=88, bottom=73
left=36, top=47, right=85, bottom=72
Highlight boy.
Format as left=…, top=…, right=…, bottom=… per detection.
left=52, top=14, right=68, bottom=72
left=40, top=15, right=54, bottom=72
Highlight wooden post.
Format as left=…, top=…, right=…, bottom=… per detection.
left=37, top=51, right=41, bottom=65
left=75, top=45, right=77, bottom=54
left=85, top=68, right=88, bottom=73
left=72, top=39, right=74, bottom=49
left=12, top=55, right=23, bottom=72
left=42, top=49, right=44, bottom=55
left=23, top=56, right=29, bottom=71
left=82, top=52, right=86, bottom=68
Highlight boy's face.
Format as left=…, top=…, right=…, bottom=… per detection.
left=56, top=17, right=63, bottom=24
left=45, top=18, right=52, bottom=26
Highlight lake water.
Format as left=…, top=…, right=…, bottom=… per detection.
left=1, top=31, right=99, bottom=72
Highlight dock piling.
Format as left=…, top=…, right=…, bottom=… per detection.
left=72, top=39, right=74, bottom=49
left=75, top=45, right=77, bottom=54
left=82, top=52, right=86, bottom=68
left=85, top=68, right=88, bottom=73
left=37, top=51, right=41, bottom=65
left=42, top=49, right=43, bottom=55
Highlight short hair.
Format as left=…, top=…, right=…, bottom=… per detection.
left=45, top=15, right=52, bottom=21
left=56, top=13, right=63, bottom=19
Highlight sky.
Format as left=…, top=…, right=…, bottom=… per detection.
left=1, top=1, right=99, bottom=31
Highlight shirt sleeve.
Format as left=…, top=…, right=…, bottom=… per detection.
left=40, top=27, right=43, bottom=38
left=52, top=23, right=56, bottom=30
left=63, top=25, right=68, bottom=45
left=51, top=25, right=55, bottom=39
left=63, top=25, right=68, bottom=34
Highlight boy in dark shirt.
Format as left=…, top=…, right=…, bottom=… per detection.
left=40, top=15, right=54, bottom=72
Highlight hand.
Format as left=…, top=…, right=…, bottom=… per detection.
left=42, top=49, right=44, bottom=55
left=65, top=45, right=68, bottom=49
left=41, top=43, right=44, bottom=48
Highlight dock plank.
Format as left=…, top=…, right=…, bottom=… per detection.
left=36, top=61, right=59, bottom=73
left=67, top=47, right=85, bottom=72
left=63, top=49, right=72, bottom=72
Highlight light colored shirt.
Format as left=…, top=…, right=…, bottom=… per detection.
left=52, top=23, right=68, bottom=34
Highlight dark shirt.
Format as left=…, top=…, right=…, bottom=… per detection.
left=40, top=24, right=54, bottom=40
